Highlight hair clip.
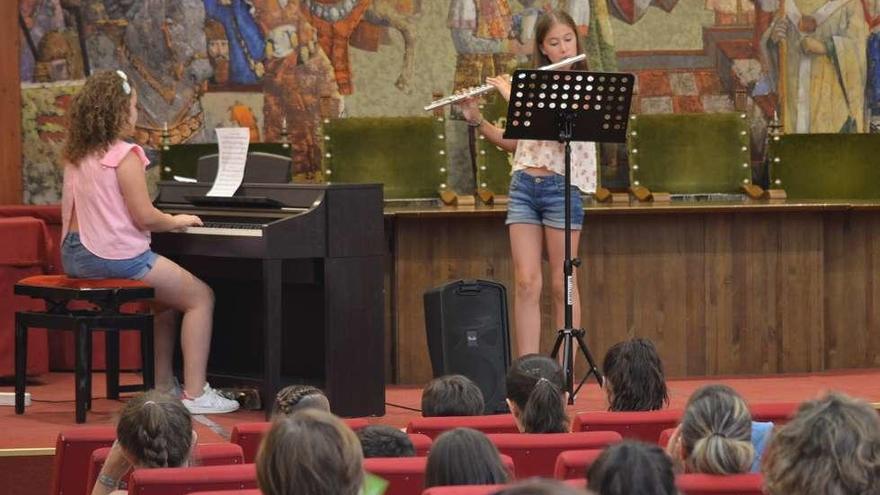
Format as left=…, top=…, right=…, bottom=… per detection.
left=143, top=400, right=156, bottom=406
left=116, top=70, right=132, bottom=95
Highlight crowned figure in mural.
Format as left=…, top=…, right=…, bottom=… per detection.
left=252, top=0, right=340, bottom=177
left=762, top=0, right=868, bottom=133
left=85, top=0, right=213, bottom=147
left=204, top=0, right=266, bottom=85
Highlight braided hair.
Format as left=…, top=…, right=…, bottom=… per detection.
left=273, top=385, right=331, bottom=417
left=116, top=391, right=193, bottom=468
left=505, top=354, right=569, bottom=433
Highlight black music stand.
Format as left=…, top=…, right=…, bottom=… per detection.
left=503, top=68, right=634, bottom=402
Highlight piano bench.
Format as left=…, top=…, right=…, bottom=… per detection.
left=13, top=275, right=155, bottom=423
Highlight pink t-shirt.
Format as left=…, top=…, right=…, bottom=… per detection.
left=61, top=141, right=151, bottom=260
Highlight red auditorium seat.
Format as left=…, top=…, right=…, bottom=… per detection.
left=365, top=455, right=514, bottom=495
left=408, top=433, right=433, bottom=456
left=86, top=443, right=245, bottom=493
left=422, top=485, right=505, bottom=495
left=231, top=417, right=369, bottom=462
left=51, top=426, right=116, bottom=495
left=187, top=492, right=261, bottom=495
left=127, top=463, right=257, bottom=495
left=676, top=473, right=764, bottom=495
left=405, top=414, right=520, bottom=440
left=553, top=449, right=603, bottom=480
left=486, top=431, right=622, bottom=478
left=749, top=402, right=798, bottom=425
left=572, top=409, right=683, bottom=443
left=658, top=427, right=675, bottom=448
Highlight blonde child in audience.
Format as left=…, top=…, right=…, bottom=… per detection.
left=91, top=391, right=195, bottom=495
left=763, top=392, right=880, bottom=495
left=665, top=384, right=754, bottom=475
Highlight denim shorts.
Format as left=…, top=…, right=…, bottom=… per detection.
left=506, top=170, right=584, bottom=230
left=61, top=232, right=158, bottom=280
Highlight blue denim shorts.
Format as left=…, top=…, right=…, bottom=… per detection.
left=61, top=232, right=158, bottom=280
left=506, top=170, right=584, bottom=230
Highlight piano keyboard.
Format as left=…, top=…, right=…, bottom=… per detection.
left=183, top=220, right=264, bottom=237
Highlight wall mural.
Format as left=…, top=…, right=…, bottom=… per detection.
left=19, top=0, right=879, bottom=203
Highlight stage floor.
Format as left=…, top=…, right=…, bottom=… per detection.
left=2, top=368, right=880, bottom=450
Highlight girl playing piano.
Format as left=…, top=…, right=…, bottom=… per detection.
left=61, top=70, right=239, bottom=414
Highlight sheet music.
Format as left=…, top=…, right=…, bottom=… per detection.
left=206, top=127, right=250, bottom=197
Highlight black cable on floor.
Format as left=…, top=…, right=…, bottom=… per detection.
left=384, top=402, right=421, bottom=413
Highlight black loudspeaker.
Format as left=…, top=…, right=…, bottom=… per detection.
left=423, top=279, right=511, bottom=414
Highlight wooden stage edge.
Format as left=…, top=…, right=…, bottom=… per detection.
left=384, top=199, right=880, bottom=384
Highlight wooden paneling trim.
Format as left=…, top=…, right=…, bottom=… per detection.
left=0, top=0, right=22, bottom=203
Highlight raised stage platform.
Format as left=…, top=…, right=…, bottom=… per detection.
left=385, top=200, right=880, bottom=384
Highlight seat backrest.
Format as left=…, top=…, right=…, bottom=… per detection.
left=405, top=414, right=520, bottom=440
left=127, top=463, right=257, bottom=495
left=369, top=455, right=515, bottom=495
left=422, top=485, right=506, bottom=495
left=486, top=431, right=622, bottom=478
left=553, top=449, right=603, bottom=480
left=196, top=152, right=292, bottom=184
left=186, top=491, right=261, bottom=495
left=659, top=427, right=676, bottom=448
left=322, top=116, right=448, bottom=200
left=628, top=112, right=752, bottom=194
left=749, top=402, right=798, bottom=425
left=86, top=443, right=245, bottom=493
left=51, top=426, right=116, bottom=495
left=675, top=473, right=764, bottom=495
left=475, top=93, right=513, bottom=198
left=409, top=433, right=433, bottom=456
left=572, top=409, right=683, bottom=443
left=159, top=143, right=291, bottom=181
left=231, top=417, right=369, bottom=463
left=768, top=133, right=880, bottom=199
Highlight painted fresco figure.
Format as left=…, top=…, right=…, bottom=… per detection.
left=762, top=0, right=868, bottom=133
left=449, top=0, right=517, bottom=93
left=203, top=0, right=266, bottom=85
left=863, top=0, right=880, bottom=128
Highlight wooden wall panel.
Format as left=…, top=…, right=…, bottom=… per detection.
left=0, top=0, right=22, bottom=204
left=390, top=206, right=880, bottom=385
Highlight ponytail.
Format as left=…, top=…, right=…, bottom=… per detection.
left=521, top=377, right=569, bottom=433
left=688, top=433, right=754, bottom=475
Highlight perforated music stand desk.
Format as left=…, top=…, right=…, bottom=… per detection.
left=502, top=69, right=635, bottom=398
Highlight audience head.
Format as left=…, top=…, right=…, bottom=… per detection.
left=115, top=390, right=193, bottom=468
left=272, top=384, right=330, bottom=417
left=763, top=392, right=880, bottom=495
left=256, top=409, right=363, bottom=495
left=421, top=374, right=485, bottom=417
left=357, top=425, right=416, bottom=458
left=602, top=338, right=669, bottom=412
left=425, top=427, right=510, bottom=487
left=505, top=354, right=569, bottom=433
left=587, top=441, right=678, bottom=495
left=679, top=384, right=754, bottom=475
left=493, top=478, right=589, bottom=495
left=64, top=69, right=137, bottom=164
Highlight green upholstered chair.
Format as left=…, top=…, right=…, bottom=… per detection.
left=159, top=143, right=292, bottom=181
left=475, top=93, right=513, bottom=202
left=321, top=116, right=447, bottom=201
left=768, top=134, right=880, bottom=199
left=627, top=112, right=752, bottom=198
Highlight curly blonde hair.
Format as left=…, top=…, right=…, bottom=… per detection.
left=63, top=70, right=134, bottom=165
left=763, top=393, right=880, bottom=495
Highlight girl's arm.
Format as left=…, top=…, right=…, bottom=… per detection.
left=458, top=97, right=518, bottom=153
left=116, top=151, right=202, bottom=232
left=90, top=442, right=130, bottom=495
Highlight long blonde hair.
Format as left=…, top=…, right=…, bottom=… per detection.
left=680, top=385, right=754, bottom=475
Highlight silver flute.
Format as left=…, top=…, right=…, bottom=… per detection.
left=423, top=53, right=587, bottom=112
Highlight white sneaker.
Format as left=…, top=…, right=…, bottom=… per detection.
left=181, top=383, right=240, bottom=414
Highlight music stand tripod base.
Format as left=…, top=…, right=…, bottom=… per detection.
left=503, top=67, right=635, bottom=401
